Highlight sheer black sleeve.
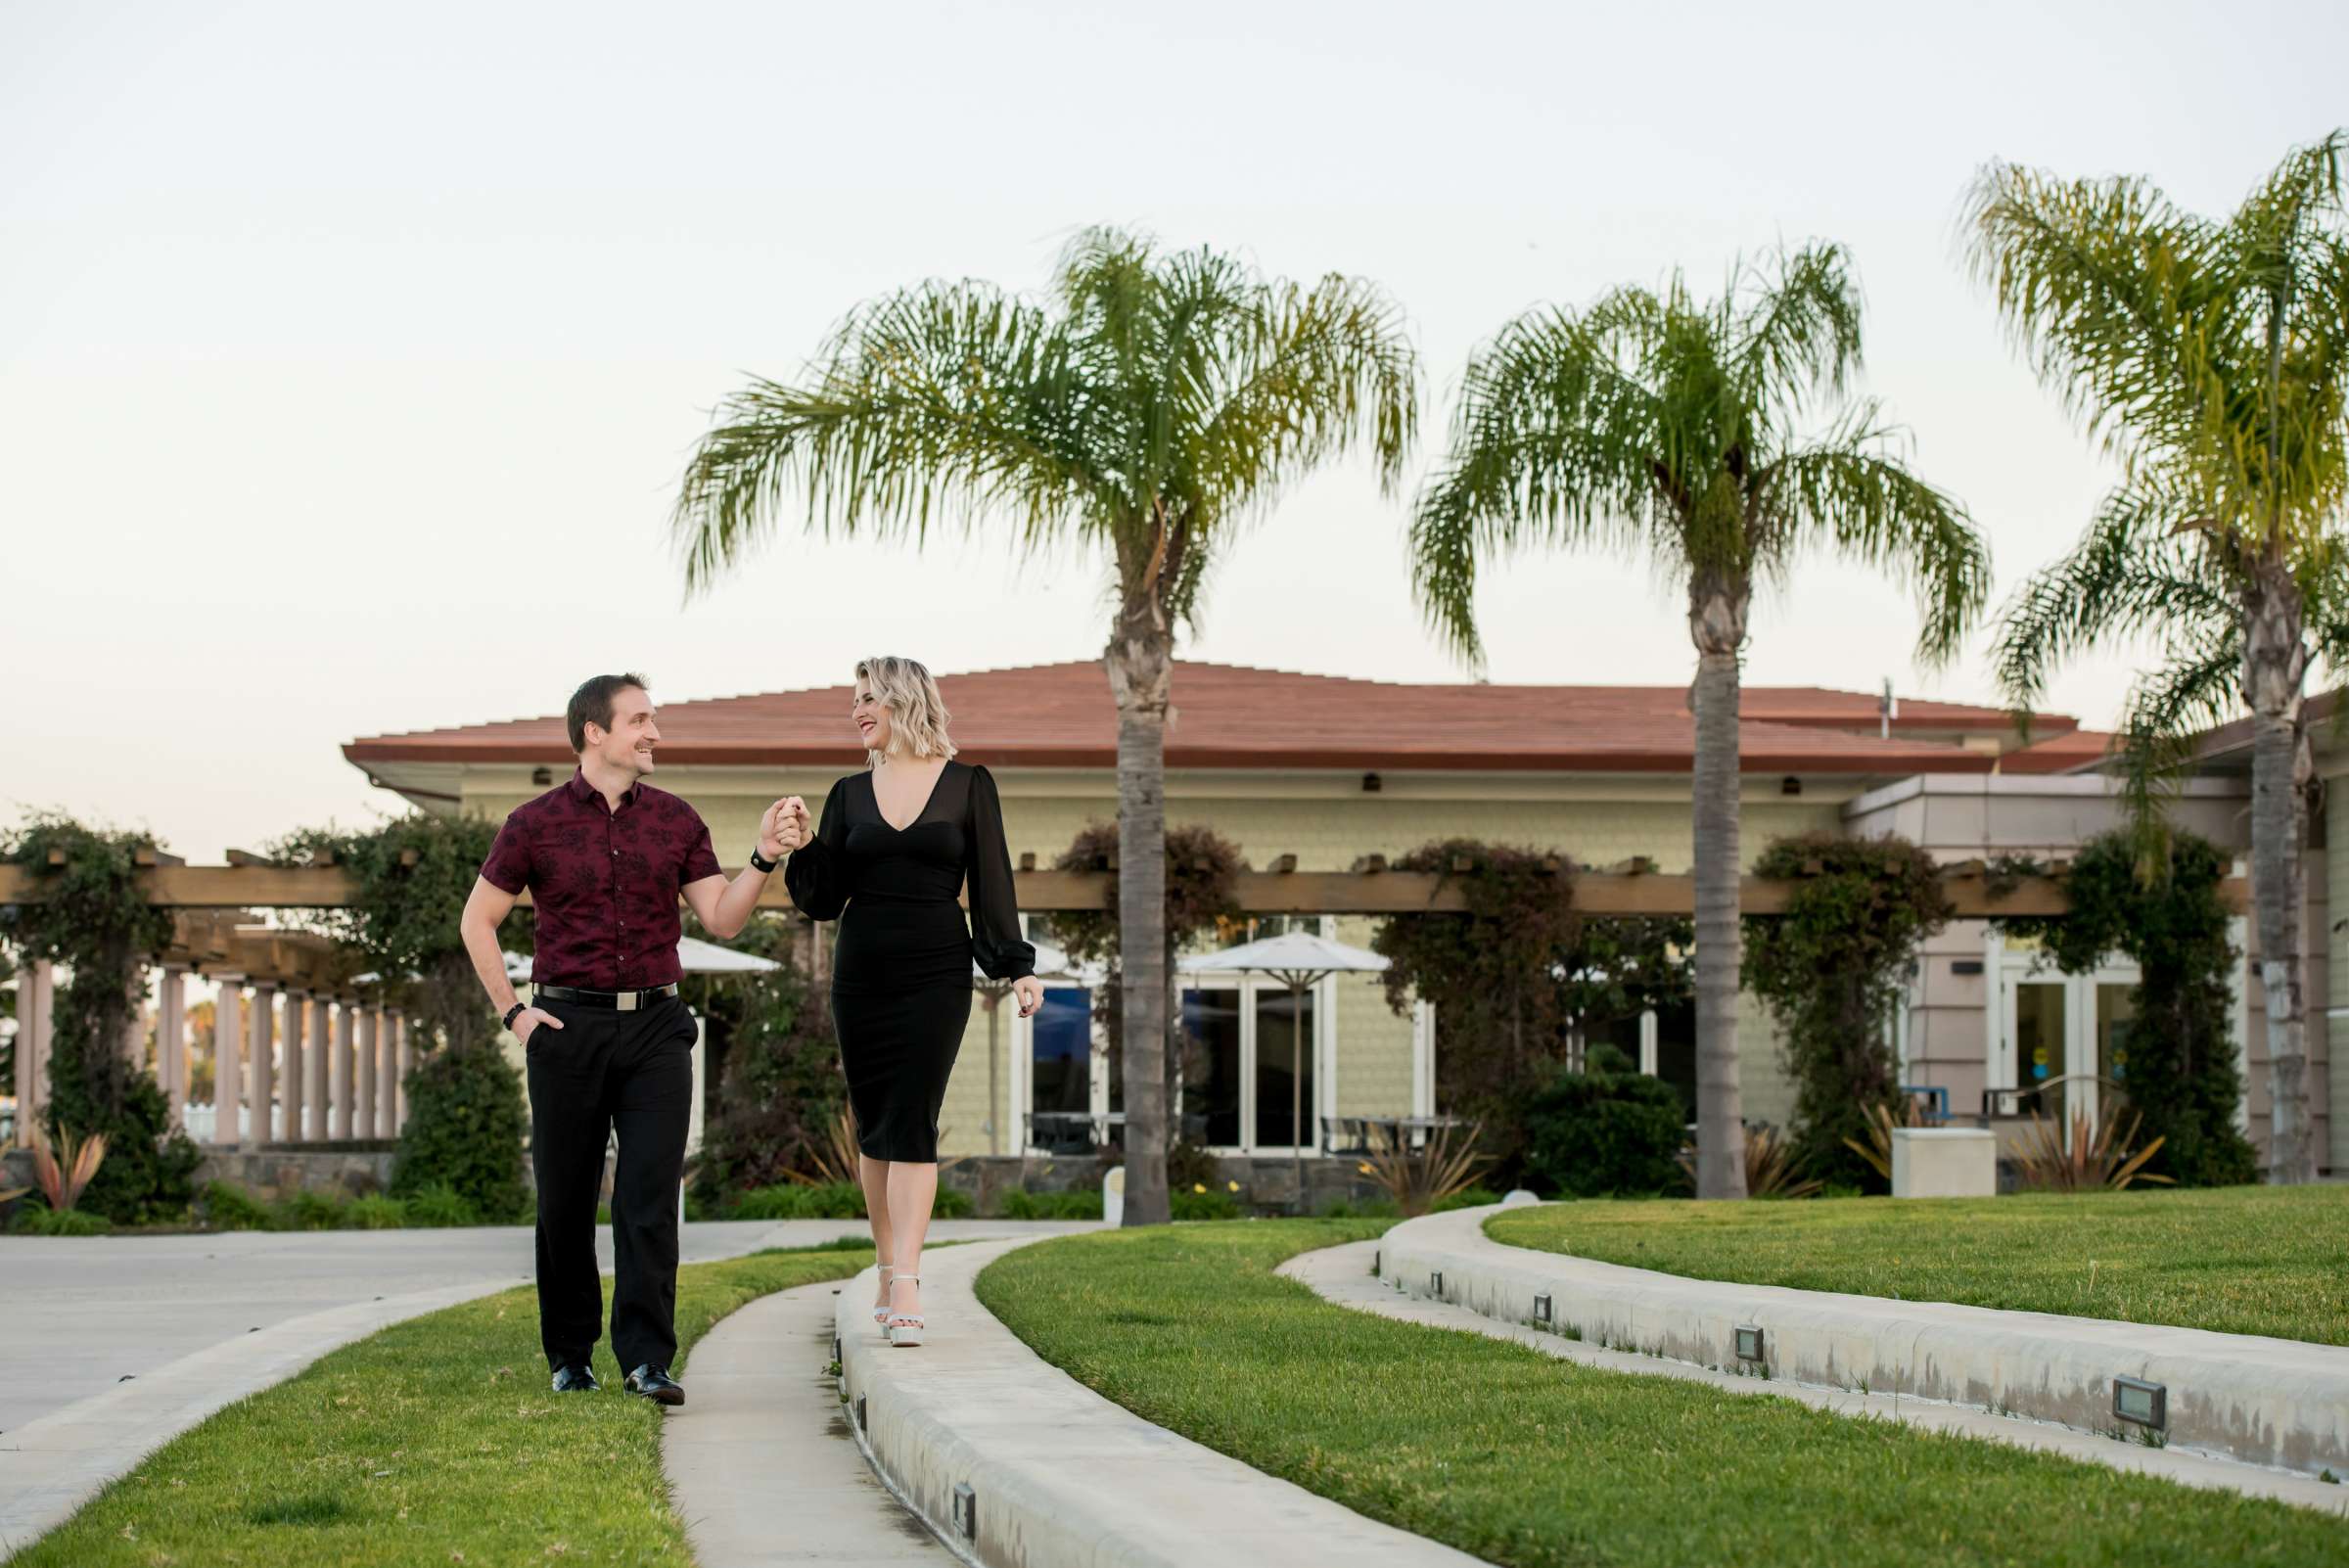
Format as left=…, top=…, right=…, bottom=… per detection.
left=784, top=776, right=853, bottom=921
left=963, top=764, right=1036, bottom=981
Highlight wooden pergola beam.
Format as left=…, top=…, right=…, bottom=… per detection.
left=0, top=861, right=2250, bottom=917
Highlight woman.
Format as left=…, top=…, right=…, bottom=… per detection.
left=779, top=656, right=1041, bottom=1346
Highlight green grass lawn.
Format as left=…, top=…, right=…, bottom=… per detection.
left=974, top=1222, right=2346, bottom=1568
left=8, top=1242, right=872, bottom=1568
left=1484, top=1184, right=2349, bottom=1345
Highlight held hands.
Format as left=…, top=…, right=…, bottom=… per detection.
left=760, top=796, right=812, bottom=858
left=1011, top=975, right=1045, bottom=1019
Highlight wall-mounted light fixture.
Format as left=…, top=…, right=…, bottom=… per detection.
left=855, top=1394, right=868, bottom=1431
left=952, top=1482, right=978, bottom=1541
left=2112, top=1376, right=2167, bottom=1431
left=1532, top=1293, right=1552, bottom=1324
left=1429, top=1270, right=1444, bottom=1298
left=1362, top=771, right=1383, bottom=793
left=532, top=766, right=554, bottom=786
left=1734, top=1325, right=1766, bottom=1362
left=1779, top=776, right=1802, bottom=797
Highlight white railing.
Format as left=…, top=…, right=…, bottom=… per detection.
left=180, top=1102, right=252, bottom=1144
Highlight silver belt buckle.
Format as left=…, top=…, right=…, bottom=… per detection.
left=619, top=991, right=639, bottom=1012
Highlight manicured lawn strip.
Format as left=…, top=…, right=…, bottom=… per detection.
left=8, top=1243, right=872, bottom=1568
left=1485, top=1184, right=2349, bottom=1345
left=974, top=1222, right=2344, bottom=1568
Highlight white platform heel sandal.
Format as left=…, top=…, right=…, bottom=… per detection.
left=872, top=1264, right=894, bottom=1329
left=886, top=1273, right=925, bottom=1348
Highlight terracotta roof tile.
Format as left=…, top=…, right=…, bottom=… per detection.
left=345, top=659, right=2030, bottom=776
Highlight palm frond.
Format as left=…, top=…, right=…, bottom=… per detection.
left=1730, top=242, right=1865, bottom=420
left=1758, top=406, right=1990, bottom=666
left=1409, top=295, right=1671, bottom=662
left=671, top=282, right=1099, bottom=590
left=1991, top=480, right=2239, bottom=713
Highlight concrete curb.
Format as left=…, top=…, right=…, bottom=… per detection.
left=833, top=1236, right=1483, bottom=1568
left=0, top=1275, right=513, bottom=1556
left=1288, top=1239, right=2349, bottom=1515
left=1384, top=1205, right=2349, bottom=1478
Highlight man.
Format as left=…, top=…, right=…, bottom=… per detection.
left=459, top=672, right=807, bottom=1404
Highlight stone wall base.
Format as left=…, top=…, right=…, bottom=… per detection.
left=197, top=1146, right=399, bottom=1201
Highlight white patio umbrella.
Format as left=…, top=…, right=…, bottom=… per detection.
left=503, top=936, right=779, bottom=984
left=973, top=938, right=1080, bottom=1156
left=1179, top=929, right=1389, bottom=1205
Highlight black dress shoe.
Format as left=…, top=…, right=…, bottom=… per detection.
left=550, top=1363, right=601, bottom=1394
left=624, top=1364, right=684, bottom=1406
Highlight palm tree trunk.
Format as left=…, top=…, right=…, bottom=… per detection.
left=2245, top=566, right=2316, bottom=1183
left=1107, top=607, right=1174, bottom=1225
left=1690, top=579, right=1749, bottom=1200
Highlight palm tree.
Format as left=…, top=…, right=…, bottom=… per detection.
left=669, top=229, right=1417, bottom=1223
left=1970, top=133, right=2349, bottom=1184
left=1410, top=245, right=1989, bottom=1199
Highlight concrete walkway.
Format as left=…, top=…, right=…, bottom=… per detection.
left=828, top=1236, right=1483, bottom=1568
left=0, top=1218, right=1082, bottom=1557
left=1289, top=1238, right=2349, bottom=1517
left=666, top=1278, right=953, bottom=1566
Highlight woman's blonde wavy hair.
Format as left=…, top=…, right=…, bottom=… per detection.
left=855, top=656, right=956, bottom=763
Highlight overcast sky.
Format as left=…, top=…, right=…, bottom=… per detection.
left=5, top=0, right=2342, bottom=861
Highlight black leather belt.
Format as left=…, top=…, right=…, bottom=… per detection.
left=532, top=983, right=679, bottom=1012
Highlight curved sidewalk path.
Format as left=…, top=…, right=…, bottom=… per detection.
left=1373, top=1204, right=2349, bottom=1491
left=665, top=1276, right=953, bottom=1566
left=0, top=1218, right=1051, bottom=1557
left=817, top=1236, right=1483, bottom=1568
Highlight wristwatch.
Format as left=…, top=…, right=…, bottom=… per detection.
left=749, top=843, right=781, bottom=874
left=502, top=1001, right=527, bottom=1031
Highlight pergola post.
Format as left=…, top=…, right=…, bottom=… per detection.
left=306, top=993, right=333, bottom=1141
left=212, top=973, right=245, bottom=1148
left=159, top=963, right=189, bottom=1130
left=332, top=994, right=357, bottom=1140
left=355, top=1002, right=378, bottom=1142
left=373, top=1002, right=394, bottom=1139
left=245, top=980, right=275, bottom=1151
left=280, top=987, right=307, bottom=1143
left=14, top=959, right=54, bottom=1147
left=391, top=1010, right=411, bottom=1134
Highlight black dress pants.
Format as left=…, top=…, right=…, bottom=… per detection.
left=525, top=993, right=697, bottom=1372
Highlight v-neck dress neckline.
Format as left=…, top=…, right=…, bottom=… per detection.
left=868, top=760, right=952, bottom=833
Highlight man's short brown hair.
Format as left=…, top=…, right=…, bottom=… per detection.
left=567, top=673, right=650, bottom=752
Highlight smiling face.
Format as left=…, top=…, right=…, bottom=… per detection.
left=584, top=684, right=661, bottom=777
left=851, top=682, right=895, bottom=757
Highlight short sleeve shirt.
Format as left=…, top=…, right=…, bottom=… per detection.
left=480, top=769, right=722, bottom=990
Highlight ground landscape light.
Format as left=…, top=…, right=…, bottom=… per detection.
left=952, top=1482, right=978, bottom=1541
left=1430, top=1270, right=1444, bottom=1298
left=1533, top=1293, right=1552, bottom=1323
left=2113, top=1376, right=2167, bottom=1430
left=1734, top=1325, right=1766, bottom=1362
left=856, top=1394, right=868, bottom=1431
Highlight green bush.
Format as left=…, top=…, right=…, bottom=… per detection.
left=200, top=1180, right=278, bottom=1231
left=277, top=1189, right=346, bottom=1230
left=2, top=816, right=203, bottom=1225
left=1317, top=1195, right=1403, bottom=1220
left=732, top=1180, right=866, bottom=1221
left=690, top=917, right=846, bottom=1204
left=998, top=1187, right=1107, bottom=1220
left=1521, top=1045, right=1689, bottom=1197
left=1431, top=1185, right=1502, bottom=1213
left=1171, top=1187, right=1243, bottom=1222
left=13, top=1204, right=112, bottom=1236
left=344, top=1195, right=407, bottom=1229
left=391, top=1042, right=529, bottom=1223
left=402, top=1183, right=480, bottom=1228
left=934, top=1185, right=975, bottom=1219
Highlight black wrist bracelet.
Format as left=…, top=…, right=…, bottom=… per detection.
left=749, top=844, right=780, bottom=874
left=502, top=1001, right=526, bottom=1030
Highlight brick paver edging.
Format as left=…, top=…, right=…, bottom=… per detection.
left=1387, top=1203, right=2349, bottom=1478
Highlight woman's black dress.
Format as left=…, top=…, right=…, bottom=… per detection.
left=783, top=761, right=1035, bottom=1163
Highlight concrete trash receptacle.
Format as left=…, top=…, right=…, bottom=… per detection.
left=1891, top=1127, right=1997, bottom=1198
